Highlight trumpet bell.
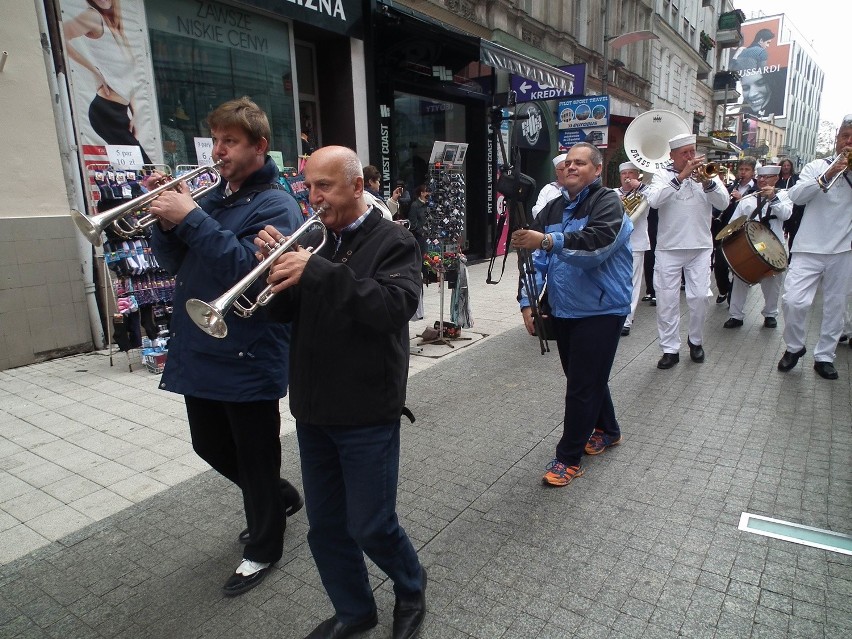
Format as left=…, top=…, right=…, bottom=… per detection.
left=186, top=299, right=229, bottom=338
left=623, top=110, right=691, bottom=172
left=70, top=209, right=106, bottom=247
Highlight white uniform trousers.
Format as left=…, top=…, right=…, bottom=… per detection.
left=654, top=248, right=712, bottom=353
left=729, top=271, right=785, bottom=321
left=781, top=251, right=852, bottom=362
left=624, top=250, right=645, bottom=328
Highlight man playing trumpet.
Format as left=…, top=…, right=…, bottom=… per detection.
left=616, top=161, right=649, bottom=336
left=778, top=115, right=852, bottom=380
left=147, top=97, right=305, bottom=596
left=722, top=165, right=792, bottom=329
left=256, top=146, right=427, bottom=639
left=645, top=134, right=730, bottom=369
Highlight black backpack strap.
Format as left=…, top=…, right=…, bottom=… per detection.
left=219, top=182, right=285, bottom=207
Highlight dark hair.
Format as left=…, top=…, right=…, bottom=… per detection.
left=749, top=29, right=774, bottom=47
left=363, top=165, right=381, bottom=184
left=207, top=96, right=271, bottom=146
left=739, top=158, right=757, bottom=169
left=87, top=0, right=128, bottom=46
left=414, top=184, right=428, bottom=199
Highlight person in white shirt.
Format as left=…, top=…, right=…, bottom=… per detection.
left=531, top=153, right=567, bottom=218
left=778, top=115, right=852, bottom=380
left=722, top=165, right=792, bottom=329
left=645, top=134, right=730, bottom=369
left=615, top=161, right=649, bottom=336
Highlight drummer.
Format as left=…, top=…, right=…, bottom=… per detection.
left=722, top=165, right=792, bottom=329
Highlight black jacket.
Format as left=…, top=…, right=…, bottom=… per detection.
left=269, top=209, right=421, bottom=426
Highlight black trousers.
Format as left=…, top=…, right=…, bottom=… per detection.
left=185, top=396, right=286, bottom=564
left=552, top=314, right=624, bottom=466
left=713, top=244, right=731, bottom=296
left=88, top=95, right=152, bottom=164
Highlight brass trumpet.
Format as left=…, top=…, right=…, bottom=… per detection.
left=186, top=210, right=328, bottom=338
left=71, top=161, right=222, bottom=247
left=621, top=192, right=649, bottom=221
left=818, top=151, right=852, bottom=191
left=691, top=162, right=728, bottom=183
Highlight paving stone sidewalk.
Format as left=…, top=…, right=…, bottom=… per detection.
left=1, top=261, right=850, bottom=638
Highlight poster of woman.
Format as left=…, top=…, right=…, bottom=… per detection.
left=59, top=0, right=160, bottom=168
left=728, top=16, right=791, bottom=119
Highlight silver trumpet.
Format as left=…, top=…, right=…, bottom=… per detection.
left=70, top=161, right=223, bottom=247
left=185, top=210, right=328, bottom=338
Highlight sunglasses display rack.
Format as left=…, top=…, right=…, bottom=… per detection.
left=418, top=163, right=471, bottom=347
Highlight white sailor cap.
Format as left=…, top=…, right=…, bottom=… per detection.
left=552, top=153, right=568, bottom=168
left=755, top=165, right=781, bottom=176
left=619, top=161, right=640, bottom=173
left=668, top=133, right=697, bottom=149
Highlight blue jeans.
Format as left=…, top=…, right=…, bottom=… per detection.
left=296, top=421, right=423, bottom=623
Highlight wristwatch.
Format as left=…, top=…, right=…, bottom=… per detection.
left=540, top=234, right=552, bottom=251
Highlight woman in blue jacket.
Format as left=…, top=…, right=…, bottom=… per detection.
left=512, top=142, right=633, bottom=487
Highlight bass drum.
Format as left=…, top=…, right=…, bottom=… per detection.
left=720, top=220, right=787, bottom=284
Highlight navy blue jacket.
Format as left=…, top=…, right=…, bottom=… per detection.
left=150, top=157, right=303, bottom=402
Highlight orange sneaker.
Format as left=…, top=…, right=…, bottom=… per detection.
left=542, top=460, right=584, bottom=487
left=585, top=430, right=623, bottom=455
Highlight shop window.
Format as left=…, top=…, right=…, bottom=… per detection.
left=146, top=0, right=298, bottom=170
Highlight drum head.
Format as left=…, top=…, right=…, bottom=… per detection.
left=744, top=221, right=787, bottom=271
left=715, top=216, right=745, bottom=241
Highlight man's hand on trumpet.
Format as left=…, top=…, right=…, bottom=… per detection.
left=254, top=225, right=312, bottom=292
left=826, top=147, right=852, bottom=180
left=676, top=155, right=706, bottom=184
left=146, top=180, right=196, bottom=229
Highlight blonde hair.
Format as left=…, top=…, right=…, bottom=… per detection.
left=207, top=97, right=271, bottom=146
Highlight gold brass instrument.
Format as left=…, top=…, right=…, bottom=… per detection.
left=621, top=191, right=649, bottom=222
left=70, top=161, right=223, bottom=247
left=186, top=210, right=328, bottom=338
left=818, top=151, right=852, bottom=191
left=692, top=162, right=729, bottom=183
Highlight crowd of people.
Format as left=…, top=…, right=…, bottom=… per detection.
left=106, top=97, right=848, bottom=639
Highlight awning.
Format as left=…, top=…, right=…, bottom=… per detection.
left=480, top=41, right=574, bottom=93
left=698, top=135, right=742, bottom=157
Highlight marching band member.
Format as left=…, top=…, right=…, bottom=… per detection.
left=645, top=134, right=730, bottom=369
left=712, top=158, right=757, bottom=304
left=616, top=161, right=649, bottom=336
left=778, top=115, right=852, bottom=380
left=531, top=152, right=567, bottom=218
left=722, top=165, right=792, bottom=329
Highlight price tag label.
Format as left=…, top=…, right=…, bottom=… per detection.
left=194, top=137, right=214, bottom=165
left=106, top=145, right=144, bottom=168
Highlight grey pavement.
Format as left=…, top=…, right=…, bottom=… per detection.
left=0, top=260, right=850, bottom=639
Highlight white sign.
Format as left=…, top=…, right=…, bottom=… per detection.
left=106, top=145, right=145, bottom=168
left=194, top=137, right=214, bottom=165
left=428, top=141, right=470, bottom=166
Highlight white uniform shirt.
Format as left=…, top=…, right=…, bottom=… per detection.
left=531, top=182, right=561, bottom=218
left=616, top=186, right=650, bottom=251
left=731, top=191, right=793, bottom=253
left=645, top=168, right=730, bottom=250
left=787, top=158, right=852, bottom=254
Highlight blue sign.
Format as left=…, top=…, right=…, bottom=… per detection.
left=510, top=64, right=586, bottom=103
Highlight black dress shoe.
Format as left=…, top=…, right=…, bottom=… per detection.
left=688, top=339, right=705, bottom=363
left=649, top=297, right=657, bottom=306
left=222, top=564, right=271, bottom=596
left=305, top=612, right=378, bottom=639
left=641, top=294, right=652, bottom=301
left=814, top=361, right=839, bottom=380
left=657, top=353, right=680, bottom=369
left=763, top=317, right=777, bottom=328
left=620, top=326, right=630, bottom=337
left=393, top=568, right=427, bottom=639
left=778, top=347, right=806, bottom=372
left=716, top=294, right=728, bottom=304
left=239, top=479, right=304, bottom=544
left=723, top=318, right=744, bottom=328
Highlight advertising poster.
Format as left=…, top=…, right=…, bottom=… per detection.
left=557, top=96, right=609, bottom=149
left=728, top=16, right=790, bottom=119
left=58, top=0, right=161, bottom=206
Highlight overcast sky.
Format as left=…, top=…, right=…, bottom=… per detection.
left=731, top=1, right=849, bottom=126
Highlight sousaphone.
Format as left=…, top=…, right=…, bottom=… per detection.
left=623, top=110, right=691, bottom=173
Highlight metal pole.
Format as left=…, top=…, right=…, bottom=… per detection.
left=602, top=0, right=609, bottom=97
